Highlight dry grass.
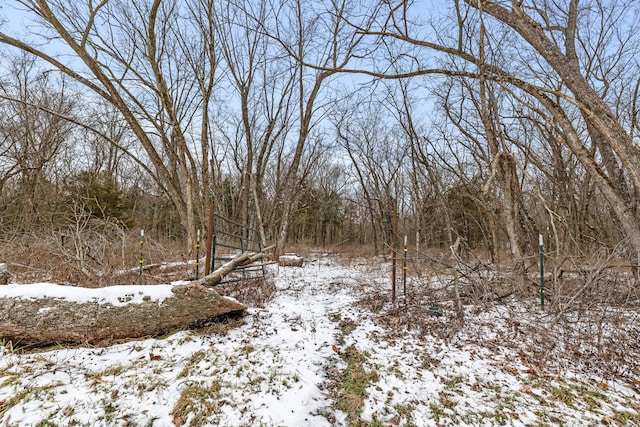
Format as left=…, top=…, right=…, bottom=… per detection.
left=0, top=231, right=190, bottom=287
left=194, top=312, right=246, bottom=336
left=332, top=346, right=379, bottom=425
left=337, top=242, right=640, bottom=385
left=215, top=276, right=276, bottom=308
left=171, top=382, right=222, bottom=427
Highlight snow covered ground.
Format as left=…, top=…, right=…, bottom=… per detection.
left=1, top=254, right=639, bottom=426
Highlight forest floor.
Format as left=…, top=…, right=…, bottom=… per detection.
left=0, top=253, right=639, bottom=426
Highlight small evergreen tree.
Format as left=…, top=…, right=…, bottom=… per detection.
left=65, top=171, right=134, bottom=228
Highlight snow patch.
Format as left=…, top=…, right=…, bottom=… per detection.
left=0, top=283, right=177, bottom=306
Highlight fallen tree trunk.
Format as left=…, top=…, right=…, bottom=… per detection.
left=0, top=283, right=245, bottom=346
left=278, top=253, right=303, bottom=267
left=193, top=246, right=274, bottom=287
left=0, top=249, right=272, bottom=346
left=0, top=263, right=11, bottom=285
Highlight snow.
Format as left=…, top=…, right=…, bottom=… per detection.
left=0, top=283, right=183, bottom=306
left=0, top=255, right=639, bottom=426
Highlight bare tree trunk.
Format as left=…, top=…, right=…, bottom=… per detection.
left=251, top=173, right=267, bottom=248
left=497, top=152, right=526, bottom=271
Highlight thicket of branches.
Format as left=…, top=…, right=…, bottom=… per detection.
left=1, top=1, right=640, bottom=302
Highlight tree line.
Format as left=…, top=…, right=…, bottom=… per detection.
left=1, top=0, right=639, bottom=272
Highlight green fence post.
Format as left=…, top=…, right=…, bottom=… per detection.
left=539, top=234, right=544, bottom=310
left=195, top=229, right=201, bottom=280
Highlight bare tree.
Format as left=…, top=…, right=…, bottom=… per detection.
left=463, top=0, right=640, bottom=265
left=182, top=0, right=221, bottom=235
left=263, top=0, right=376, bottom=251
left=321, top=0, right=640, bottom=267
left=335, top=100, right=409, bottom=256
left=0, top=52, right=76, bottom=230
left=211, top=0, right=295, bottom=246
left=0, top=0, right=222, bottom=250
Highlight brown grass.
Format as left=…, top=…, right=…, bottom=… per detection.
left=0, top=232, right=192, bottom=287
left=215, top=276, right=276, bottom=308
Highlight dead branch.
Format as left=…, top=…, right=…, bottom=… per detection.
left=192, top=245, right=275, bottom=287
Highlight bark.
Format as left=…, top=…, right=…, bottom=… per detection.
left=496, top=152, right=526, bottom=270
left=0, top=283, right=245, bottom=346
left=278, top=254, right=303, bottom=267
left=0, top=264, right=11, bottom=285
left=561, top=0, right=632, bottom=209
left=477, top=21, right=526, bottom=272
left=148, top=0, right=198, bottom=250
left=251, top=173, right=267, bottom=248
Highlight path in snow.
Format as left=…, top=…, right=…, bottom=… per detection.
left=0, top=255, right=364, bottom=426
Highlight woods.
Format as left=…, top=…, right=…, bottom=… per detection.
left=1, top=0, right=640, bottom=281
left=0, top=4, right=639, bottom=424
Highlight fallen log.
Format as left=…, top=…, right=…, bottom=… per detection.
left=0, top=283, right=245, bottom=346
left=0, top=263, right=10, bottom=285
left=278, top=253, right=303, bottom=267
left=193, top=245, right=275, bottom=287
left=0, top=248, right=273, bottom=346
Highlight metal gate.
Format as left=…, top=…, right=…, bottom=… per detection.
left=211, top=213, right=266, bottom=285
